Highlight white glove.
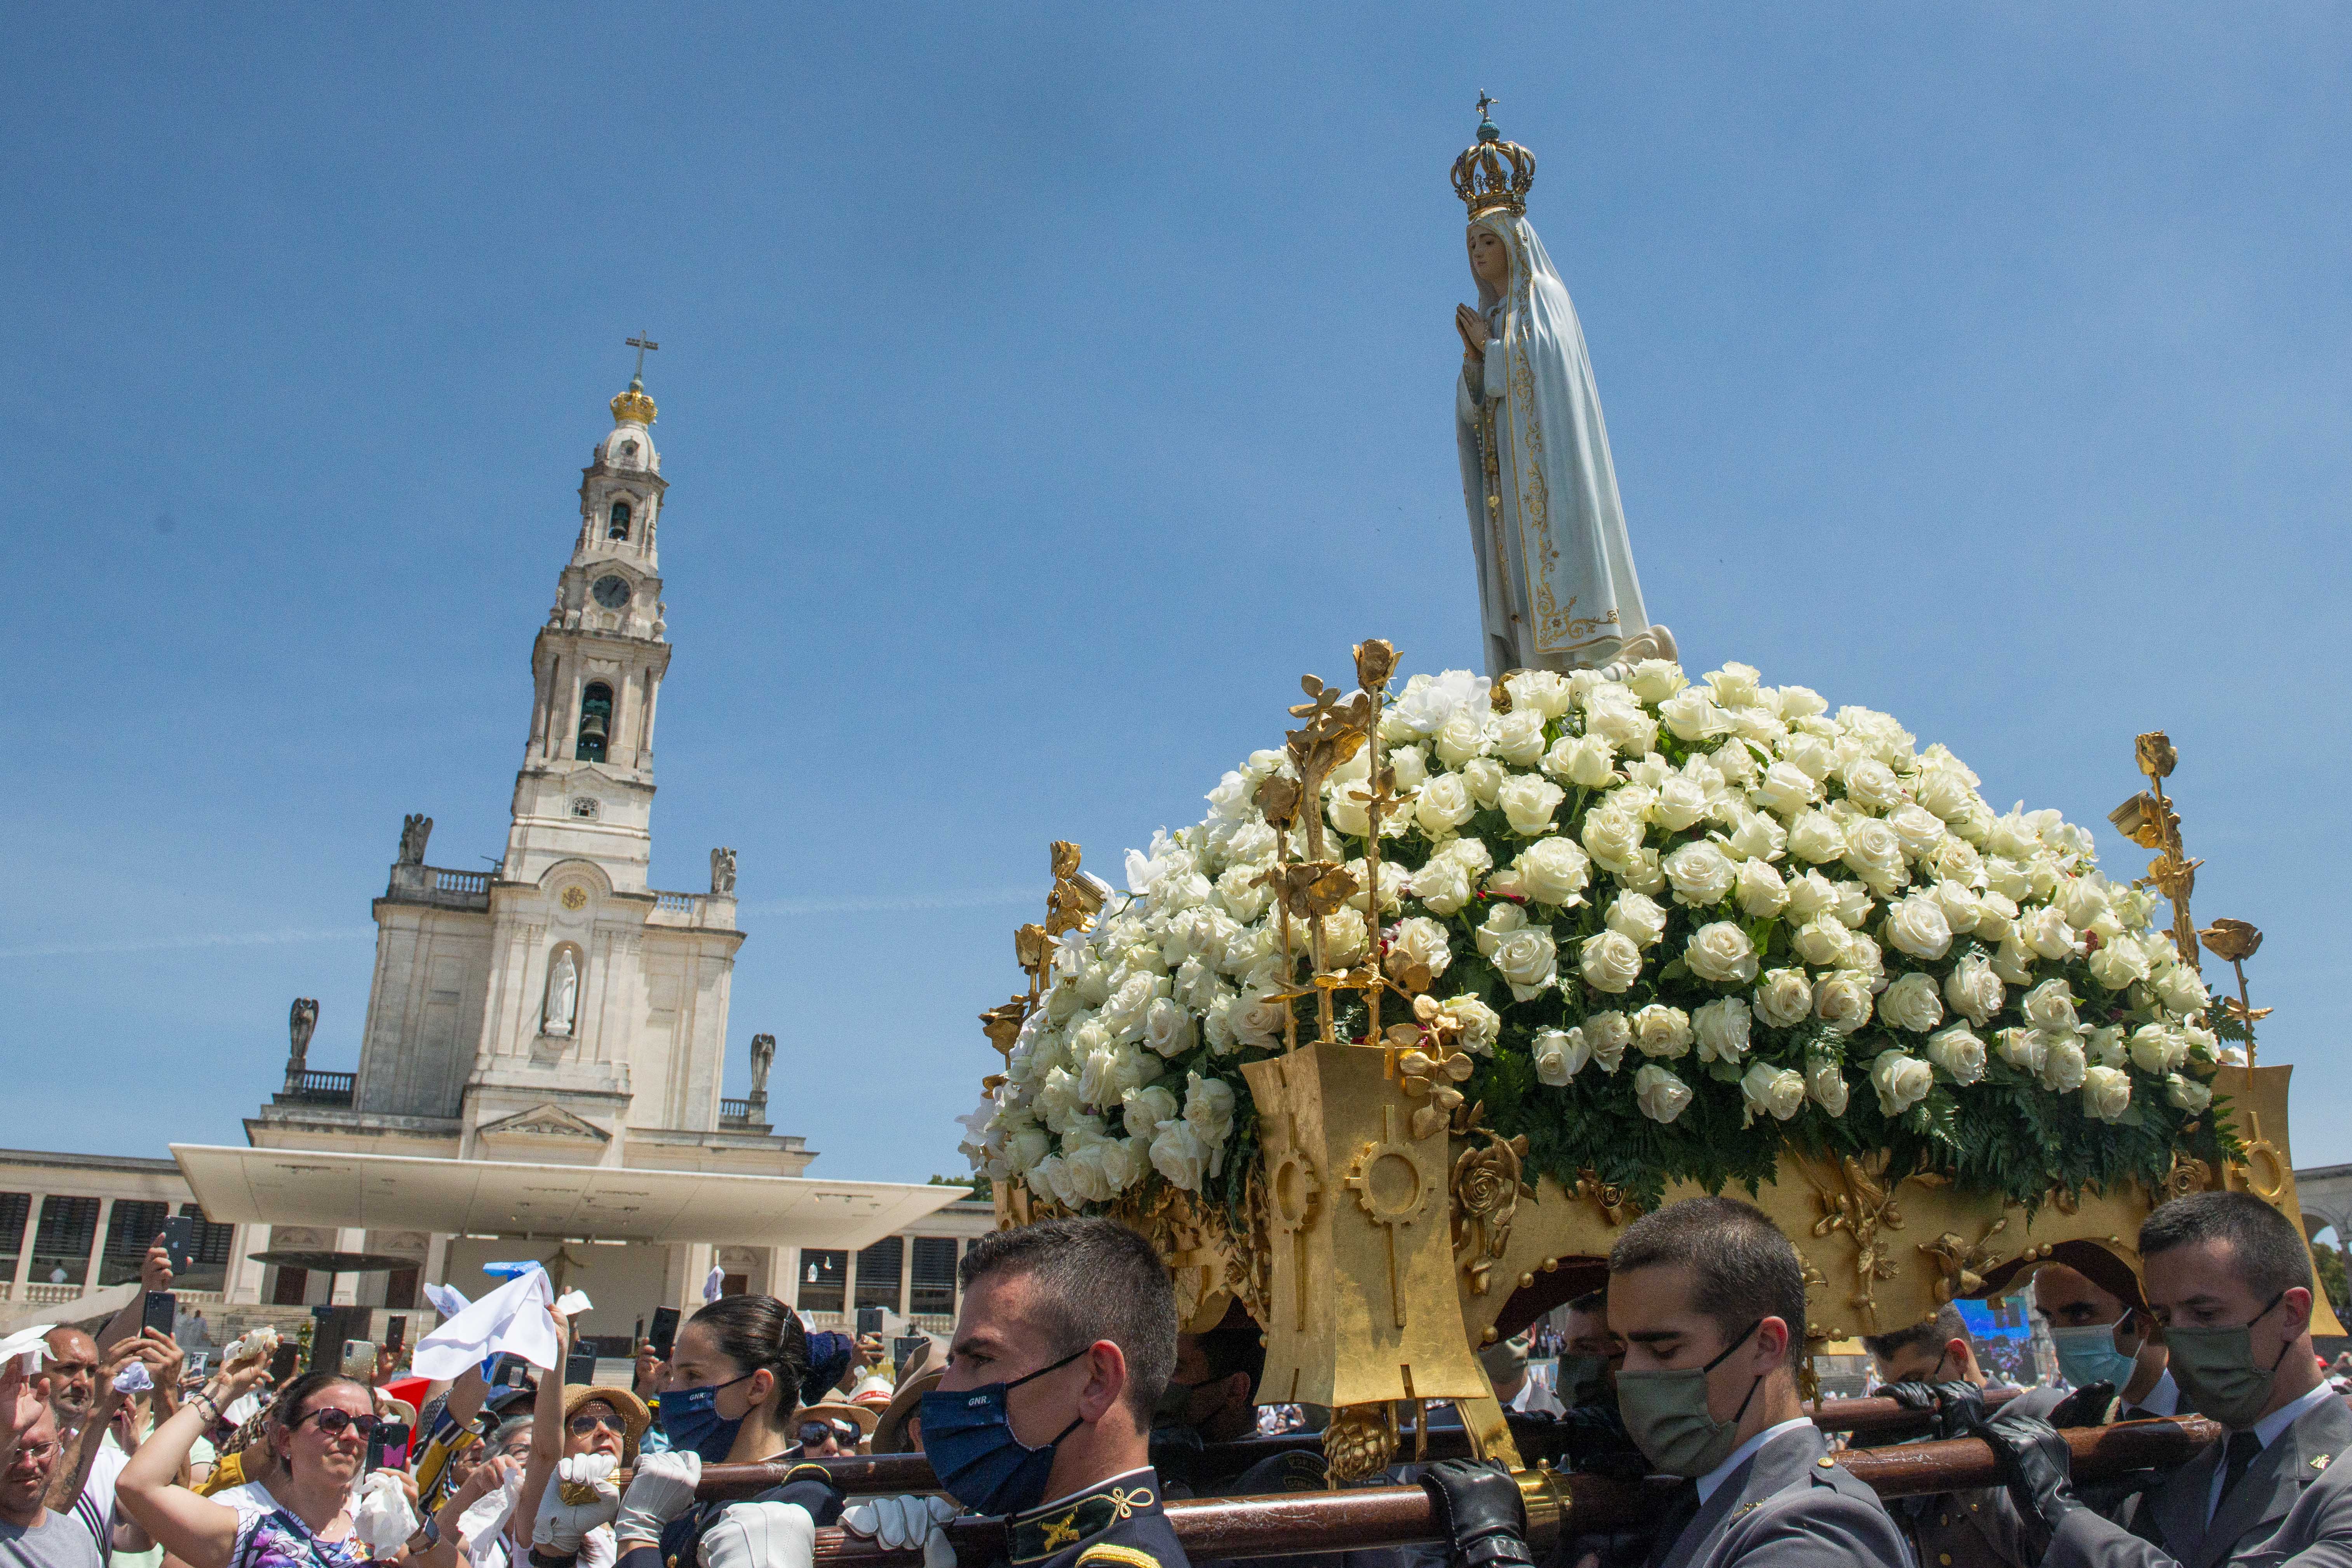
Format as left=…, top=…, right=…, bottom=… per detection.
left=354, top=1472, right=421, bottom=1557
left=458, top=1468, right=524, bottom=1566
left=698, top=1502, right=815, bottom=1568
left=534, top=1453, right=622, bottom=1553
left=841, top=1495, right=958, bottom=1568
left=615, top=1450, right=702, bottom=1546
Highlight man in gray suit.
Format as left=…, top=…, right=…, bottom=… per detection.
left=1978, top=1190, right=2352, bottom=1568
left=1606, top=1197, right=1911, bottom=1568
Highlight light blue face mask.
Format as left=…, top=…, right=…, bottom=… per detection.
left=2048, top=1323, right=2140, bottom=1393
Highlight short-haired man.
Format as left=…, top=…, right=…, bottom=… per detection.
left=1858, top=1305, right=2064, bottom=1568
left=844, top=1217, right=1187, bottom=1568
left=0, top=1407, right=100, bottom=1568
left=2030, top=1262, right=2179, bottom=1421
left=1980, top=1190, right=2352, bottom=1568
left=1557, top=1292, right=1624, bottom=1413
left=1152, top=1300, right=1325, bottom=1502
left=1603, top=1197, right=1909, bottom=1568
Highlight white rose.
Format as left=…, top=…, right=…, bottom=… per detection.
left=1231, top=987, right=1290, bottom=1050
left=1513, top=837, right=1593, bottom=907
left=1418, top=772, right=1480, bottom=836
left=1504, top=670, right=1576, bottom=720
left=1618, top=847, right=1668, bottom=897
left=1878, top=971, right=1945, bottom=1032
left=1149, top=1120, right=1210, bottom=1191
left=1460, top=757, right=1507, bottom=808
left=1412, top=854, right=1475, bottom=915
left=1327, top=780, right=1373, bottom=837
left=1632, top=1004, right=1694, bottom=1059
left=1579, top=930, right=1645, bottom=994
left=2038, top=1034, right=2088, bottom=1092
left=2128, top=1025, right=2187, bottom=1075
left=1624, top=660, right=1685, bottom=702
left=1143, top=996, right=1198, bottom=1058
left=1183, top=1072, right=1236, bottom=1156
left=1741, top=1062, right=1807, bottom=1124
left=1725, top=810, right=1786, bottom=863
left=1532, top=1027, right=1591, bottom=1086
left=1491, top=709, right=1550, bottom=766
left=1751, top=760, right=1817, bottom=816
left=2152, top=963, right=2210, bottom=1015
left=1385, top=744, right=1430, bottom=791
left=1784, top=870, right=1837, bottom=920
left=1215, top=865, right=1272, bottom=923
left=1841, top=819, right=1910, bottom=894
left=1733, top=858, right=1789, bottom=918
left=1388, top=916, right=1454, bottom=980
left=1647, top=774, right=1706, bottom=833
left=2019, top=905, right=2077, bottom=960
left=1587, top=700, right=1658, bottom=757
left=1545, top=733, right=1618, bottom=788
left=1784, top=732, right=1837, bottom=781
left=1806, top=1056, right=1851, bottom=1116
left=1321, top=903, right=1370, bottom=967
left=2166, top=1073, right=2213, bottom=1112
left=1694, top=997, right=1753, bottom=1065
left=1788, top=811, right=1847, bottom=865
left=1120, top=1084, right=1178, bottom=1141
left=1581, top=808, right=1647, bottom=873
left=1434, top=712, right=1489, bottom=768
left=1633, top=1063, right=1693, bottom=1124
left=1491, top=925, right=1559, bottom=1000
left=1791, top=919, right=1852, bottom=968
left=1606, top=891, right=1670, bottom=948
left=1583, top=1010, right=1632, bottom=1071
left=1843, top=759, right=1906, bottom=814
left=1870, top=1050, right=1934, bottom=1116
left=1924, top=1024, right=1986, bottom=1085
left=1883, top=895, right=1954, bottom=961
left=1943, top=953, right=2004, bottom=1027
left=1995, top=1027, right=2046, bottom=1074
left=1659, top=690, right=1730, bottom=743
left=1006, top=1124, right=1052, bottom=1173
left=2084, top=1024, right=2127, bottom=1069
left=1663, top=841, right=1737, bottom=907
left=1497, top=774, right=1569, bottom=835
left=1814, top=972, right=1875, bottom=1035
left=1755, top=968, right=1815, bottom=1029
left=1449, top=995, right=1502, bottom=1054
left=2080, top=1065, right=2133, bottom=1122
left=1927, top=879, right=1982, bottom=936
left=1686, top=922, right=1760, bottom=985
left=2022, top=979, right=2079, bottom=1033
left=1885, top=803, right=1945, bottom=858
left=1706, top=662, right=1764, bottom=708
left=2088, top=936, right=2154, bottom=992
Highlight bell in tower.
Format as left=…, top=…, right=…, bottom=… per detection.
left=576, top=682, right=613, bottom=762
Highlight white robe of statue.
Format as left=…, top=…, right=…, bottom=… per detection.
left=543, top=950, right=578, bottom=1038
left=1455, top=209, right=1671, bottom=678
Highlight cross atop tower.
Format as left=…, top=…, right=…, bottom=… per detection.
left=1475, top=90, right=1498, bottom=124
left=626, top=332, right=660, bottom=380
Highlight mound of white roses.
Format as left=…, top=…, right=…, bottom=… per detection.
left=961, top=660, right=2232, bottom=1215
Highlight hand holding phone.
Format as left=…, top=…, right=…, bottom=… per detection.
left=142, top=1291, right=177, bottom=1339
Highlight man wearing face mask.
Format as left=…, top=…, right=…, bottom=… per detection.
left=2030, top=1263, right=2179, bottom=1423
left=842, top=1218, right=1186, bottom=1568
left=1604, top=1198, right=1908, bottom=1568
left=1977, top=1191, right=2352, bottom=1568
left=1149, top=1301, right=1326, bottom=1502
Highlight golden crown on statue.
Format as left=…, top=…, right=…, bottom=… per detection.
left=1451, top=94, right=1536, bottom=219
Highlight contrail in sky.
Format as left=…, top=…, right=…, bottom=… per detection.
left=0, top=888, right=1039, bottom=960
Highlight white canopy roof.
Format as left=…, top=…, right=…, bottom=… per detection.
left=171, top=1145, right=966, bottom=1250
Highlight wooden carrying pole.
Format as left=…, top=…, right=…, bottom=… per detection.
left=700, top=1416, right=2216, bottom=1566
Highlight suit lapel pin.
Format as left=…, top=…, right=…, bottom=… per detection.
left=2313, top=1455, right=2330, bottom=1471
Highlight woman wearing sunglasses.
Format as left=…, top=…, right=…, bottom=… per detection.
left=520, top=1305, right=648, bottom=1568
left=118, top=1364, right=493, bottom=1568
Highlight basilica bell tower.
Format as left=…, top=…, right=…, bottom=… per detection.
left=504, top=369, right=674, bottom=893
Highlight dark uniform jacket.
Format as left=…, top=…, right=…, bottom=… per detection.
left=642, top=1460, right=845, bottom=1568
left=1893, top=1385, right=2067, bottom=1568
left=2047, top=1390, right=2352, bottom=1568
left=995, top=1467, right=1190, bottom=1568
left=1651, top=1424, right=1911, bottom=1568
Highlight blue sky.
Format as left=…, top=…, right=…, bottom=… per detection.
left=4, top=5, right=2347, bottom=1184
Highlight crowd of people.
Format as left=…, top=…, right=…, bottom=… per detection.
left=4, top=1189, right=2350, bottom=1568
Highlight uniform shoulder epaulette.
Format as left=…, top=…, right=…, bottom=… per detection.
left=1075, top=1544, right=1163, bottom=1568
left=776, top=1462, right=837, bottom=1488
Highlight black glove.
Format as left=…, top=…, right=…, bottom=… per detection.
left=1976, top=1411, right=2082, bottom=1554
left=1878, top=1380, right=1987, bottom=1442
left=2044, top=1381, right=2117, bottom=1429
left=1421, top=1458, right=1534, bottom=1568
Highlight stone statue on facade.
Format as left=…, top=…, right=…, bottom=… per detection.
left=748, top=1033, right=776, bottom=1102
left=1452, top=103, right=1675, bottom=678
left=286, top=998, right=319, bottom=1090
left=398, top=814, right=434, bottom=865
left=543, top=949, right=579, bottom=1037
left=710, top=846, right=736, bottom=895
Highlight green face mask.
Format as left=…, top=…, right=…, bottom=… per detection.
left=1616, top=1321, right=1764, bottom=1478
left=1557, top=1354, right=1612, bottom=1411
left=2167, top=1289, right=2291, bottom=1428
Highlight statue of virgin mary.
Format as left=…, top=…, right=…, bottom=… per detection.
left=1452, top=108, right=1674, bottom=678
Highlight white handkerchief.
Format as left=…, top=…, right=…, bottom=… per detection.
left=112, top=1362, right=154, bottom=1394
left=458, top=1467, right=523, bottom=1568
left=411, top=1266, right=560, bottom=1380
left=554, top=1290, right=592, bottom=1318
left=423, top=1283, right=472, bottom=1319
left=0, top=1327, right=55, bottom=1373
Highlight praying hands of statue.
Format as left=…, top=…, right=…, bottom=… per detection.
left=1455, top=303, right=1490, bottom=360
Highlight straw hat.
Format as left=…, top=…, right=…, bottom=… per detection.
left=564, top=1385, right=652, bottom=1465
left=798, top=1399, right=877, bottom=1444
left=871, top=1336, right=946, bottom=1456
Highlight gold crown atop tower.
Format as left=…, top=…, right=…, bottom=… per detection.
left=1450, top=94, right=1536, bottom=219
left=610, top=374, right=657, bottom=427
